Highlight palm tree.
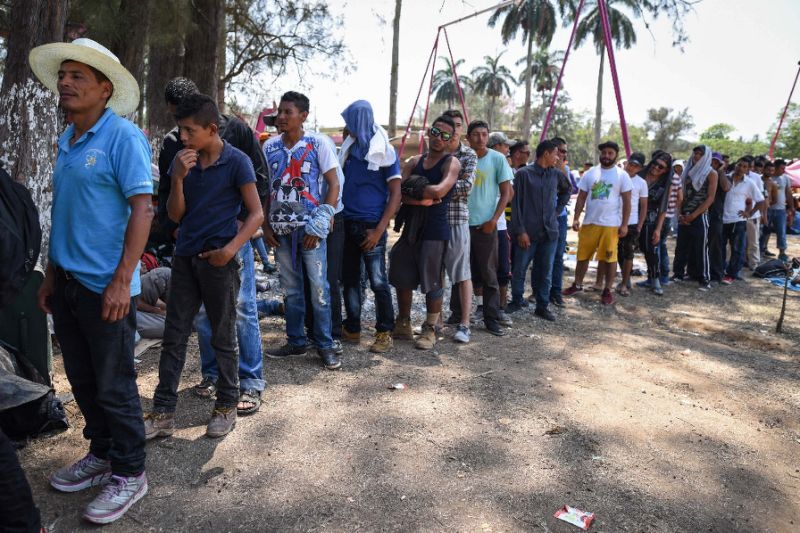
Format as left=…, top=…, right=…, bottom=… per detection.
left=388, top=0, right=402, bottom=137
left=567, top=0, right=638, bottom=161
left=516, top=47, right=564, bottom=130
left=431, top=56, right=471, bottom=110
left=471, top=52, right=515, bottom=128
left=489, top=0, right=567, bottom=137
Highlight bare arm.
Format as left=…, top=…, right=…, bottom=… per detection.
left=361, top=178, right=402, bottom=251
left=637, top=196, right=648, bottom=233
left=322, top=167, right=340, bottom=208
left=619, top=190, right=632, bottom=237
left=479, top=180, right=512, bottom=235
left=718, top=170, right=731, bottom=192
left=102, top=194, right=154, bottom=322
left=199, top=182, right=265, bottom=266
left=572, top=190, right=588, bottom=231
left=422, top=157, right=460, bottom=199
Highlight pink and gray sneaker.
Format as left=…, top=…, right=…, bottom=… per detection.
left=49, top=453, right=112, bottom=493
left=82, top=472, right=148, bottom=524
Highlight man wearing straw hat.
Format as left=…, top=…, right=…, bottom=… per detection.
left=31, top=38, right=152, bottom=524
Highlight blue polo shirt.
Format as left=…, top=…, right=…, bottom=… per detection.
left=50, top=108, right=152, bottom=296
left=173, top=141, right=256, bottom=257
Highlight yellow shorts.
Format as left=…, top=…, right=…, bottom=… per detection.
left=577, top=224, right=619, bottom=263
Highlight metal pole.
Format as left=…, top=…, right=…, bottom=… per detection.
left=769, top=61, right=800, bottom=159
left=438, top=0, right=522, bottom=29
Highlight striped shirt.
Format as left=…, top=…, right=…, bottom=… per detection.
left=446, top=143, right=477, bottom=226
left=666, top=173, right=682, bottom=217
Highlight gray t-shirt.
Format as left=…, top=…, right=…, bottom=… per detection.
left=770, top=174, right=789, bottom=209
left=139, top=267, right=170, bottom=305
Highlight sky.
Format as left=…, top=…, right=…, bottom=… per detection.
left=241, top=0, right=800, bottom=141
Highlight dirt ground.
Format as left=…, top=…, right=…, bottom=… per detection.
left=17, top=232, right=800, bottom=533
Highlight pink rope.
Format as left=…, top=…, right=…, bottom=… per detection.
left=769, top=62, right=800, bottom=159
left=443, top=27, right=469, bottom=125
left=598, top=0, right=631, bottom=157
left=419, top=33, right=441, bottom=154
left=399, top=29, right=440, bottom=159
left=541, top=0, right=585, bottom=142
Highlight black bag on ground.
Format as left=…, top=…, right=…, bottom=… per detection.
left=0, top=166, right=41, bottom=308
left=752, top=258, right=788, bottom=278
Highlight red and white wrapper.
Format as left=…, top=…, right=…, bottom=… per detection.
left=554, top=505, right=595, bottom=530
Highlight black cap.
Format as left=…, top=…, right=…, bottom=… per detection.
left=628, top=152, right=646, bottom=167
left=598, top=140, right=620, bottom=153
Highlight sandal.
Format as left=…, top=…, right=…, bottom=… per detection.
left=615, top=284, right=630, bottom=297
left=193, top=377, right=217, bottom=399
left=237, top=389, right=262, bottom=416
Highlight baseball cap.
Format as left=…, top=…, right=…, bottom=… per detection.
left=712, top=152, right=724, bottom=163
left=598, top=140, right=620, bottom=153
left=627, top=152, right=646, bottom=167
left=487, top=131, right=510, bottom=148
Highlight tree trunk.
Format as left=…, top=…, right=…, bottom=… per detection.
left=0, top=0, right=68, bottom=262
left=521, top=30, right=534, bottom=139
left=146, top=2, right=186, bottom=139
left=216, top=4, right=227, bottom=112
left=109, top=0, right=152, bottom=125
left=183, top=0, right=224, bottom=101
left=489, top=94, right=496, bottom=129
left=593, top=47, right=605, bottom=164
left=388, top=0, right=402, bottom=137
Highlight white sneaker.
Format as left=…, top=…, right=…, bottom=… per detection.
left=453, top=325, right=471, bottom=344
left=49, top=453, right=111, bottom=493
left=83, top=472, right=148, bottom=524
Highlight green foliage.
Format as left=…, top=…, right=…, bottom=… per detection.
left=698, top=123, right=769, bottom=160
left=431, top=57, right=471, bottom=110
left=767, top=103, right=800, bottom=158
left=644, top=107, right=694, bottom=154
left=471, top=52, right=516, bottom=128
left=488, top=0, right=567, bottom=49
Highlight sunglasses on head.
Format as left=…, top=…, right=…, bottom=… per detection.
left=429, top=126, right=453, bottom=142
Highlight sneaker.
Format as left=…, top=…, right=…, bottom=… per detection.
left=143, top=411, right=175, bottom=440
left=779, top=253, right=789, bottom=262
left=506, top=300, right=523, bottom=314
left=600, top=288, right=614, bottom=305
left=82, top=472, right=148, bottom=524
left=659, top=276, right=671, bottom=286
left=453, top=325, right=470, bottom=344
left=192, top=376, right=217, bottom=399
left=635, top=279, right=652, bottom=288
left=50, top=453, right=111, bottom=493
left=721, top=276, right=734, bottom=285
left=534, top=307, right=556, bottom=322
left=549, top=294, right=564, bottom=307
left=319, top=347, right=342, bottom=369
left=670, top=275, right=684, bottom=282
left=414, top=323, right=437, bottom=350
left=485, top=321, right=507, bottom=337
left=369, top=331, right=393, bottom=353
left=698, top=283, right=711, bottom=292
left=206, top=407, right=237, bottom=438
left=342, top=327, right=361, bottom=344
left=764, top=250, right=776, bottom=257
left=652, top=278, right=663, bottom=296
left=496, top=309, right=513, bottom=327
left=266, top=343, right=307, bottom=358
left=331, top=339, right=344, bottom=356
left=474, top=304, right=483, bottom=317
left=393, top=316, right=414, bottom=340
left=562, top=284, right=583, bottom=296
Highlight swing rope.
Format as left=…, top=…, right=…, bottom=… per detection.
left=398, top=28, right=440, bottom=159
left=598, top=0, right=631, bottom=157
left=418, top=32, right=441, bottom=153
left=769, top=61, right=800, bottom=159
left=540, top=0, right=585, bottom=142
left=443, top=27, right=470, bottom=125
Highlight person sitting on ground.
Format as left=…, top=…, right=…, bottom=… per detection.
left=389, top=116, right=460, bottom=350
left=563, top=141, right=632, bottom=305
left=146, top=93, right=264, bottom=440
left=135, top=266, right=170, bottom=339
left=338, top=99, right=401, bottom=353
left=616, top=152, right=648, bottom=296
left=722, top=157, right=765, bottom=284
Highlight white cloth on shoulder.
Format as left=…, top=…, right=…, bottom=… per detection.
left=338, top=125, right=397, bottom=171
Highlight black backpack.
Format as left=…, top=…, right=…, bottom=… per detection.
left=0, top=166, right=41, bottom=308
left=753, top=258, right=788, bottom=279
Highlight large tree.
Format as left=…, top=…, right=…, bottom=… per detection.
left=184, top=0, right=225, bottom=103
left=768, top=103, right=800, bottom=159
left=471, top=52, right=515, bottom=129
left=389, top=0, right=402, bottom=137
left=0, top=0, right=68, bottom=259
left=516, top=47, right=564, bottom=131
left=431, top=57, right=471, bottom=111
left=489, top=0, right=565, bottom=138
left=644, top=106, right=694, bottom=154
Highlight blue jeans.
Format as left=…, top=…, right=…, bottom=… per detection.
left=196, top=240, right=264, bottom=392
left=659, top=217, right=671, bottom=278
left=275, top=233, right=333, bottom=350
left=50, top=271, right=145, bottom=477
left=342, top=222, right=394, bottom=333
left=767, top=209, right=788, bottom=250
left=723, top=221, right=747, bottom=278
left=251, top=235, right=273, bottom=267
left=512, top=238, right=557, bottom=311
left=549, top=213, right=568, bottom=298
left=257, top=298, right=283, bottom=316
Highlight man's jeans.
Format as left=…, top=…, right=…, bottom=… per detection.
left=723, top=221, right=747, bottom=278
left=767, top=208, right=788, bottom=251
left=659, top=217, right=672, bottom=278
left=306, top=213, right=344, bottom=342
left=251, top=235, right=273, bottom=268
left=196, top=240, right=264, bottom=393
left=275, top=232, right=333, bottom=350
left=549, top=213, right=568, bottom=298
left=342, top=222, right=394, bottom=333
left=50, top=271, right=145, bottom=476
left=154, top=255, right=241, bottom=411
left=512, top=238, right=557, bottom=311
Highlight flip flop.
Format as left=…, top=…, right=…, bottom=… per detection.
left=237, top=389, right=262, bottom=416
left=615, top=284, right=630, bottom=297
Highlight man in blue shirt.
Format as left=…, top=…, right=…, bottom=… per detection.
left=30, top=38, right=153, bottom=524
left=339, top=100, right=401, bottom=353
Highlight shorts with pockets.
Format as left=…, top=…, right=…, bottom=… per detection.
left=389, top=237, right=447, bottom=295
left=577, top=224, right=619, bottom=263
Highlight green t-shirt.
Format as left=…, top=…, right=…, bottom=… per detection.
left=468, top=149, right=513, bottom=226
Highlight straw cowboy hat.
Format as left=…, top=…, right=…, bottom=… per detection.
left=28, top=38, right=140, bottom=116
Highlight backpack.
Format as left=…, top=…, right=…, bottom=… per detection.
left=0, top=166, right=41, bottom=308
left=753, top=258, right=788, bottom=279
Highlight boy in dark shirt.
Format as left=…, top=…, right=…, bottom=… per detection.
left=145, top=94, right=264, bottom=439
